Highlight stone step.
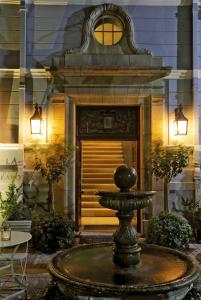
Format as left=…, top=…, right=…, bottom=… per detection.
left=82, top=178, right=114, bottom=184
left=82, top=183, right=117, bottom=190
left=81, top=140, right=124, bottom=229
left=82, top=188, right=117, bottom=195
left=81, top=217, right=136, bottom=228
left=82, top=159, right=124, bottom=164
left=82, top=145, right=122, bottom=149
left=82, top=168, right=116, bottom=173
left=82, top=150, right=123, bottom=155
left=81, top=217, right=119, bottom=227
left=83, top=173, right=114, bottom=179
left=82, top=208, right=116, bottom=217
left=82, top=201, right=102, bottom=208
left=83, top=163, right=121, bottom=168
left=82, top=141, right=122, bottom=145
left=81, top=195, right=100, bottom=201
left=82, top=154, right=124, bottom=159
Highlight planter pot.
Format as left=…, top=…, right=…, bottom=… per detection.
left=7, top=220, right=32, bottom=233
left=1, top=228, right=11, bottom=241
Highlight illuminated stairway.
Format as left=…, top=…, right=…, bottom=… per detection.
left=81, top=140, right=125, bottom=231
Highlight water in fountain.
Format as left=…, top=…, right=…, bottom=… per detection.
left=49, top=166, right=199, bottom=300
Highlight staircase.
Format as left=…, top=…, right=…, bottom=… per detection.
left=81, top=140, right=125, bottom=231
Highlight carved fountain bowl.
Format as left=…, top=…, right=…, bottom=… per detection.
left=98, top=191, right=155, bottom=211
left=49, top=242, right=199, bottom=300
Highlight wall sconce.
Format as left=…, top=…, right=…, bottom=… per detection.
left=30, top=103, right=43, bottom=134
left=174, top=104, right=188, bottom=135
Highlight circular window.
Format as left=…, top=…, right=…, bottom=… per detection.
left=94, top=16, right=123, bottom=46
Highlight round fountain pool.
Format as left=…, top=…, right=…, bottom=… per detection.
left=49, top=242, right=199, bottom=300
left=49, top=166, right=199, bottom=300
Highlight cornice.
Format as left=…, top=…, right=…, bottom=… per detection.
left=0, top=0, right=193, bottom=5
left=2, top=68, right=201, bottom=80
left=0, top=69, right=20, bottom=78
left=0, top=68, right=52, bottom=79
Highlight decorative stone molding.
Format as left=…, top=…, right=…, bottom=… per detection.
left=66, top=3, right=150, bottom=55
left=194, top=162, right=201, bottom=208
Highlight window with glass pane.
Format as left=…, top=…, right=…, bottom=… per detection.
left=94, top=16, right=123, bottom=46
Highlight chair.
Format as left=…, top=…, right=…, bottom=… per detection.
left=7, top=220, right=32, bottom=233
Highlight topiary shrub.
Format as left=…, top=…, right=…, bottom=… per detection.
left=146, top=212, right=192, bottom=250
left=31, top=212, right=75, bottom=253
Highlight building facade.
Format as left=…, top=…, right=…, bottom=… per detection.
left=0, top=0, right=201, bottom=231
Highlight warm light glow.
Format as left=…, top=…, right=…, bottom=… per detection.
left=30, top=119, right=42, bottom=134
left=30, top=103, right=43, bottom=135
left=174, top=120, right=188, bottom=135
left=174, top=105, right=188, bottom=136
left=94, top=17, right=123, bottom=46
left=31, top=120, right=46, bottom=140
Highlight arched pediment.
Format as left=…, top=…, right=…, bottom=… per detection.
left=66, top=3, right=150, bottom=55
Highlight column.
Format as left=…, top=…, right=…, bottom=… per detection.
left=192, top=1, right=201, bottom=207
left=18, top=0, right=27, bottom=144
left=192, top=0, right=199, bottom=145
left=194, top=147, right=201, bottom=208
left=64, top=95, right=76, bottom=220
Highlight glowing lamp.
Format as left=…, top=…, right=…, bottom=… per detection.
left=174, top=105, right=188, bottom=136
left=30, top=103, right=43, bottom=134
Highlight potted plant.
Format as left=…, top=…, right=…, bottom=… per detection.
left=1, top=220, right=11, bottom=241
left=151, top=141, right=192, bottom=211
left=0, top=180, right=32, bottom=232
left=33, top=138, right=75, bottom=212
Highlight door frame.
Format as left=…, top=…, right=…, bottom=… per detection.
left=75, top=105, right=141, bottom=230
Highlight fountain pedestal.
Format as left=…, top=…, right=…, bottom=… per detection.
left=49, top=166, right=199, bottom=300
left=98, top=190, right=153, bottom=268
left=113, top=210, right=141, bottom=267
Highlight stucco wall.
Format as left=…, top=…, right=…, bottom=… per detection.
left=0, top=2, right=195, bottom=143
left=0, top=1, right=199, bottom=218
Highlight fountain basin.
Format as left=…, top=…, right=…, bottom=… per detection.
left=99, top=191, right=155, bottom=211
left=49, top=242, right=199, bottom=300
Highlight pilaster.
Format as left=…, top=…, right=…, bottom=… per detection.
left=64, top=95, right=76, bottom=220
left=18, top=0, right=27, bottom=144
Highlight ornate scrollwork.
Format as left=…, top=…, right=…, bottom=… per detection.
left=66, top=3, right=150, bottom=55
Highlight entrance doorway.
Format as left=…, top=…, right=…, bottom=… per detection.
left=76, top=106, right=140, bottom=231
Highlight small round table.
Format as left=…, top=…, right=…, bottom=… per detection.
left=0, top=231, right=32, bottom=299
left=0, top=231, right=32, bottom=249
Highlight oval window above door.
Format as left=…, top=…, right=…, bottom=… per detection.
left=94, top=15, right=124, bottom=46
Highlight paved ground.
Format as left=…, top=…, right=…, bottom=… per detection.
left=2, top=243, right=201, bottom=299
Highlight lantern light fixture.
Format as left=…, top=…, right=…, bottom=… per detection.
left=174, top=104, right=188, bottom=136
left=30, top=103, right=43, bottom=135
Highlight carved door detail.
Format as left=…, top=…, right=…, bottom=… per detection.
left=77, top=106, right=140, bottom=140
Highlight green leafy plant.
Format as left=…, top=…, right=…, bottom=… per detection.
left=0, top=180, right=31, bottom=221
left=31, top=212, right=75, bottom=253
left=1, top=220, right=11, bottom=231
left=33, top=139, right=75, bottom=212
left=151, top=141, right=192, bottom=211
left=146, top=211, right=192, bottom=250
left=184, top=288, right=201, bottom=300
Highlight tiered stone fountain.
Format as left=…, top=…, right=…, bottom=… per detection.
left=49, top=166, right=199, bottom=299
